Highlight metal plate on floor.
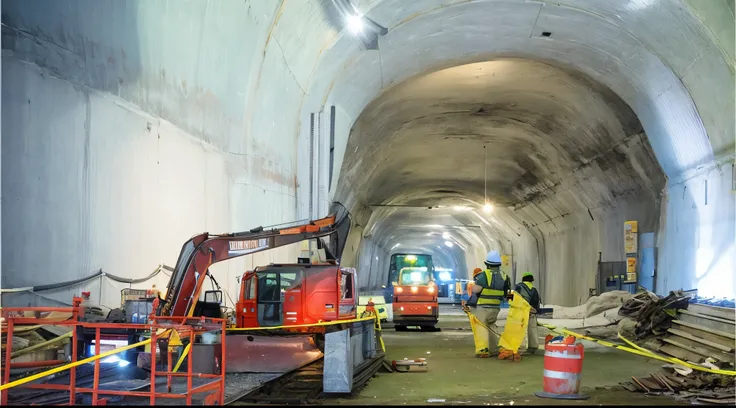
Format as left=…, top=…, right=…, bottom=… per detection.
left=225, top=333, right=323, bottom=373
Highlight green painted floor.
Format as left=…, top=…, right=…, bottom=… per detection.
left=330, top=313, right=684, bottom=406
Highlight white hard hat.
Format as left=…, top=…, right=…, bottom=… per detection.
left=485, top=250, right=502, bottom=265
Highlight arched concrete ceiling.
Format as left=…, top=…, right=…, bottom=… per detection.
left=339, top=59, right=658, bottom=208
left=305, top=0, right=731, bottom=275
left=336, top=57, right=666, bottom=268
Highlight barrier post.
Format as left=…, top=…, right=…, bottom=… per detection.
left=186, top=329, right=193, bottom=405
left=69, top=323, right=78, bottom=405
left=92, top=328, right=101, bottom=405
left=150, top=328, right=157, bottom=405
left=167, top=346, right=173, bottom=393
left=2, top=319, right=14, bottom=405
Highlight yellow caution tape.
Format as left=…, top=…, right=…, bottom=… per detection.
left=172, top=343, right=191, bottom=373
left=539, top=323, right=736, bottom=376
left=0, top=338, right=152, bottom=391
left=226, top=315, right=376, bottom=331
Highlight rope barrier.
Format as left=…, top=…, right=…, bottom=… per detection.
left=226, top=315, right=376, bottom=331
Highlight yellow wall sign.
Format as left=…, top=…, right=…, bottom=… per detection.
left=501, top=255, right=511, bottom=267
left=626, top=257, right=637, bottom=282
left=501, top=255, right=512, bottom=277
left=624, top=221, right=638, bottom=254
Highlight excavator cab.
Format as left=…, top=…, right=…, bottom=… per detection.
left=236, top=264, right=357, bottom=329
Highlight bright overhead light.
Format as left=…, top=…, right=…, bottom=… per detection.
left=483, top=202, right=494, bottom=214
left=346, top=14, right=364, bottom=34
left=444, top=241, right=454, bottom=248
left=442, top=232, right=450, bottom=239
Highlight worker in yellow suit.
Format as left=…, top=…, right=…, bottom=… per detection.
left=463, top=268, right=488, bottom=356
left=467, top=251, right=511, bottom=358
left=515, top=272, right=541, bottom=354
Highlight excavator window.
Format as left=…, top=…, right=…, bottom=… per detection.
left=341, top=271, right=354, bottom=301
left=244, top=277, right=256, bottom=300
left=255, top=268, right=304, bottom=326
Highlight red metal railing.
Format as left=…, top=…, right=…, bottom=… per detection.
left=1, top=301, right=226, bottom=405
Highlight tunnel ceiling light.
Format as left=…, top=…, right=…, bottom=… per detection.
left=334, top=0, right=387, bottom=50
left=346, top=14, right=364, bottom=34
left=483, top=202, right=494, bottom=214
left=442, top=232, right=451, bottom=239
left=444, top=241, right=454, bottom=248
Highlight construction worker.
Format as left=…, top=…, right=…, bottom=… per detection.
left=515, top=272, right=541, bottom=354
left=469, top=251, right=511, bottom=357
left=461, top=268, right=483, bottom=308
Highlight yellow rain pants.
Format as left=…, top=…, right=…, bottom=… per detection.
left=499, top=294, right=531, bottom=353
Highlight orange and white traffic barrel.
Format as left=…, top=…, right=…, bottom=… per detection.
left=534, top=341, right=588, bottom=400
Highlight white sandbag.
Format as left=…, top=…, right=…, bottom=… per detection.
left=552, top=303, right=587, bottom=319
left=585, top=291, right=634, bottom=318
left=583, top=306, right=624, bottom=326
left=617, top=317, right=637, bottom=338
left=603, top=306, right=623, bottom=323
left=582, top=313, right=612, bottom=327
left=583, top=325, right=619, bottom=339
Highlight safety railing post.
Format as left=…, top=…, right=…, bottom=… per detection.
left=150, top=328, right=157, bottom=405
left=69, top=322, right=77, bottom=405
left=220, top=320, right=226, bottom=404
left=186, top=329, right=193, bottom=405
left=2, top=319, right=14, bottom=406
left=167, top=343, right=173, bottom=393
left=92, top=328, right=101, bottom=405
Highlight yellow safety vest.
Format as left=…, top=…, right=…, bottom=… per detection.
left=477, top=269, right=506, bottom=307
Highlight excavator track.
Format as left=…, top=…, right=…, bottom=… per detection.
left=234, top=353, right=385, bottom=405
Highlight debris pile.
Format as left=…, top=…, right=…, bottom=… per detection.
left=1, top=311, right=74, bottom=376
left=620, top=295, right=736, bottom=368
left=618, top=290, right=692, bottom=339
left=622, top=366, right=735, bottom=405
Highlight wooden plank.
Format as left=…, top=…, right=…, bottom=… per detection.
left=687, top=304, right=736, bottom=322
left=697, top=398, right=736, bottom=405
left=678, top=309, right=736, bottom=325
left=659, top=343, right=706, bottom=363
left=667, top=328, right=734, bottom=352
left=673, top=319, right=736, bottom=340
left=677, top=311, right=736, bottom=334
left=661, top=336, right=735, bottom=364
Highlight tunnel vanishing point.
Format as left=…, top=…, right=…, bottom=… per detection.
left=1, top=0, right=734, bottom=308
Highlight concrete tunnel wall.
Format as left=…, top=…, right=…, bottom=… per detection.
left=1, top=0, right=734, bottom=309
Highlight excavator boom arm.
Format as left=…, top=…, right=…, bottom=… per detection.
left=160, top=211, right=350, bottom=317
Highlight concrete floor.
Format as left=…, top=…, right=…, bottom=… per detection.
left=331, top=307, right=684, bottom=406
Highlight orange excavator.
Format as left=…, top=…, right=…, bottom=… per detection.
left=149, top=206, right=359, bottom=372
left=158, top=208, right=352, bottom=322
